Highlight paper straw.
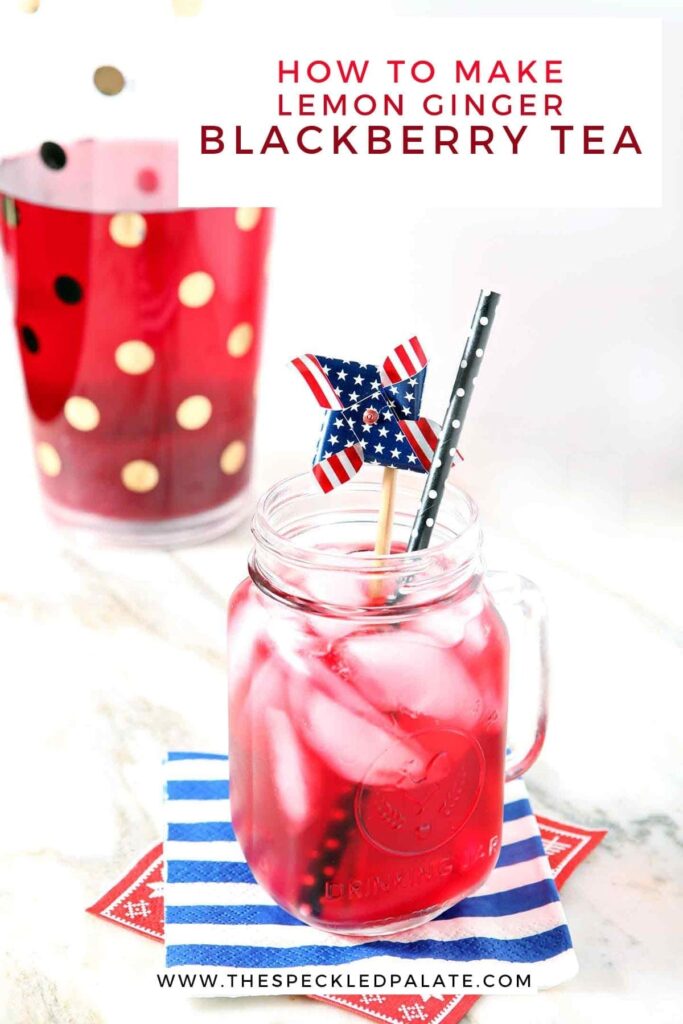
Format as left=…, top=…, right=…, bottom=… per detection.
left=407, top=289, right=501, bottom=553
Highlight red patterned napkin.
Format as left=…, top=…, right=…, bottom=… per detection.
left=87, top=845, right=164, bottom=943
left=88, top=815, right=605, bottom=1022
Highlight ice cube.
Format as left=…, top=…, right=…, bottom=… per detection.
left=265, top=614, right=321, bottom=672
left=307, top=613, right=364, bottom=643
left=306, top=566, right=371, bottom=611
left=299, top=687, right=426, bottom=785
left=268, top=559, right=370, bottom=611
left=340, top=631, right=482, bottom=726
left=409, top=593, right=484, bottom=648
left=227, top=598, right=267, bottom=710
left=265, top=707, right=317, bottom=830
left=285, top=649, right=390, bottom=736
left=462, top=603, right=497, bottom=654
left=241, top=654, right=289, bottom=725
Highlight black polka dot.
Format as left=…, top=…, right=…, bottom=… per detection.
left=54, top=276, right=83, bottom=304
left=21, top=326, right=40, bottom=354
left=40, top=142, right=67, bottom=171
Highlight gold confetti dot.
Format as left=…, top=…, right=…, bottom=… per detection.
left=235, top=207, right=262, bottom=232
left=64, top=396, right=100, bottom=431
left=109, top=212, right=147, bottom=248
left=178, top=271, right=215, bottom=308
left=172, top=0, right=203, bottom=13
left=36, top=442, right=61, bottom=477
left=115, top=340, right=155, bottom=375
left=93, top=65, right=126, bottom=97
left=176, top=395, right=212, bottom=430
left=220, top=440, right=246, bottom=475
left=121, top=460, right=159, bottom=493
left=19, top=0, right=40, bottom=11
left=227, top=322, right=254, bottom=358
left=2, top=196, right=18, bottom=228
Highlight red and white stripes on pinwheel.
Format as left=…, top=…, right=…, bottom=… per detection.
left=398, top=417, right=440, bottom=471
left=381, top=337, right=440, bottom=470
left=312, top=443, right=364, bottom=493
left=381, top=336, right=427, bottom=385
left=291, top=355, right=344, bottom=410
left=385, top=341, right=462, bottom=470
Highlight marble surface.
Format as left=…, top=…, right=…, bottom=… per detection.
left=0, top=423, right=681, bottom=1022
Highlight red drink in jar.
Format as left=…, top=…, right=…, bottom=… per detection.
left=228, top=472, right=547, bottom=935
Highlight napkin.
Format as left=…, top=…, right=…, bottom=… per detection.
left=162, top=752, right=579, bottom=991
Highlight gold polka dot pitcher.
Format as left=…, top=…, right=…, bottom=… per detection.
left=0, top=139, right=272, bottom=545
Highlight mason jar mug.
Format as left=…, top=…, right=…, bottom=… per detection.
left=227, top=469, right=548, bottom=935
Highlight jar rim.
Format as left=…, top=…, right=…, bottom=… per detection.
left=0, top=139, right=186, bottom=215
left=251, top=469, right=481, bottom=580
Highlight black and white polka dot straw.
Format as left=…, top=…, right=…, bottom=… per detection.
left=407, top=289, right=501, bottom=553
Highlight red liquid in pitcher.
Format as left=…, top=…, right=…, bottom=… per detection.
left=228, top=548, right=509, bottom=934
left=1, top=141, right=271, bottom=522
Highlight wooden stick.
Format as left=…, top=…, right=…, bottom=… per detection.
left=369, top=467, right=397, bottom=600
left=375, top=467, right=397, bottom=556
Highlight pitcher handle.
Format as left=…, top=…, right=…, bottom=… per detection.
left=485, top=571, right=549, bottom=782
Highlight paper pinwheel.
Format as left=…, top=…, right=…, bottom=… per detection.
left=292, top=337, right=441, bottom=493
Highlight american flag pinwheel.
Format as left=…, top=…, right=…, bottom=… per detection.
left=292, top=337, right=446, bottom=493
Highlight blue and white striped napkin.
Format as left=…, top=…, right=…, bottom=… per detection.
left=163, top=753, right=578, bottom=988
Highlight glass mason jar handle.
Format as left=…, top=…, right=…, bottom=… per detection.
left=485, top=571, right=549, bottom=782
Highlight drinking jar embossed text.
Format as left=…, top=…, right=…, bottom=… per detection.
left=228, top=469, right=548, bottom=935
